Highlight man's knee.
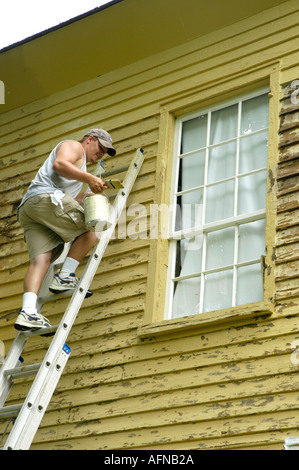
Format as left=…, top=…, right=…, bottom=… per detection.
left=31, top=251, right=52, bottom=267
left=78, top=231, right=98, bottom=244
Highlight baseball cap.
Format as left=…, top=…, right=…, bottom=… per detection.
left=84, top=129, right=116, bottom=156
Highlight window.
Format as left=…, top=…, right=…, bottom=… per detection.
left=166, top=89, right=269, bottom=320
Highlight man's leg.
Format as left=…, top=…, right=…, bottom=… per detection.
left=49, top=231, right=98, bottom=296
left=23, top=250, right=53, bottom=295
left=67, top=231, right=98, bottom=263
left=15, top=250, right=53, bottom=332
left=22, top=250, right=53, bottom=315
left=59, top=231, right=98, bottom=277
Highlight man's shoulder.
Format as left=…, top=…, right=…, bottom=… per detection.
left=56, top=140, right=84, bottom=162
left=57, top=140, right=82, bottom=152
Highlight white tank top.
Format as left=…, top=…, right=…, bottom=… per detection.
left=20, top=140, right=86, bottom=206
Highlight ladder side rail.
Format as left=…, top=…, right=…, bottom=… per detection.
left=3, top=345, right=71, bottom=450
left=2, top=148, right=144, bottom=450
left=0, top=334, right=27, bottom=407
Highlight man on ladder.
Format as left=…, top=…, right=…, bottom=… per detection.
left=0, top=143, right=143, bottom=450
left=15, top=129, right=116, bottom=334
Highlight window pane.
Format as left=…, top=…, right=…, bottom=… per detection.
left=176, top=190, right=203, bottom=231
left=172, top=277, right=201, bottom=318
left=239, top=131, right=268, bottom=174
left=175, top=239, right=203, bottom=278
left=205, top=180, right=234, bottom=223
left=181, top=114, right=207, bottom=153
left=236, top=264, right=263, bottom=305
left=210, top=104, right=238, bottom=145
left=238, top=220, right=266, bottom=263
left=206, top=227, right=235, bottom=270
left=237, top=171, right=267, bottom=215
left=208, top=141, right=236, bottom=184
left=241, top=93, right=269, bottom=135
left=179, top=150, right=205, bottom=191
left=203, top=270, right=233, bottom=312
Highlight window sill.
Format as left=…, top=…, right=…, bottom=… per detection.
left=137, top=301, right=273, bottom=338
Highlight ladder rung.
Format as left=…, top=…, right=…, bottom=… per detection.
left=3, top=363, right=42, bottom=380
left=22, top=325, right=59, bottom=338
left=0, top=404, right=22, bottom=420
left=102, top=165, right=129, bottom=178
left=38, top=291, right=73, bottom=304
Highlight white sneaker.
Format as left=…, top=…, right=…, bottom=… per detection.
left=49, top=273, right=93, bottom=298
left=14, top=310, right=52, bottom=334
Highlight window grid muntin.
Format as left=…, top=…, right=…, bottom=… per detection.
left=175, top=127, right=268, bottom=226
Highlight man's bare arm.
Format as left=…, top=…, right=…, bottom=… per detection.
left=52, top=141, right=106, bottom=193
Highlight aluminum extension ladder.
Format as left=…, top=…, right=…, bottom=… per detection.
left=0, top=148, right=144, bottom=450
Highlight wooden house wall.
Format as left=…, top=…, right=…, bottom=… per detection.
left=1, top=0, right=299, bottom=449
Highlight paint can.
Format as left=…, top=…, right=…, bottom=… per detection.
left=84, top=194, right=111, bottom=232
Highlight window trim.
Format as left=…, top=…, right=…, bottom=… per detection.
left=139, top=69, right=279, bottom=338
left=138, top=300, right=273, bottom=338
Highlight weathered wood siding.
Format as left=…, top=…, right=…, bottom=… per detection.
left=1, top=0, right=299, bottom=450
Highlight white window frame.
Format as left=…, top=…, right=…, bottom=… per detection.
left=165, top=87, right=270, bottom=320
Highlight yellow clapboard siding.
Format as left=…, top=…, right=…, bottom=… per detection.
left=7, top=324, right=298, bottom=407
left=26, top=313, right=299, bottom=373
left=5, top=361, right=299, bottom=430
left=2, top=0, right=299, bottom=451
left=0, top=266, right=148, bottom=314
left=26, top=407, right=299, bottom=449
left=0, top=245, right=149, bottom=301
left=3, top=310, right=298, bottom=381
left=36, top=386, right=299, bottom=433
left=5, top=350, right=297, bottom=432
left=0, top=155, right=157, bottom=207
left=30, top=393, right=299, bottom=446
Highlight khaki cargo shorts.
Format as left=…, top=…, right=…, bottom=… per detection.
left=18, top=193, right=88, bottom=262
